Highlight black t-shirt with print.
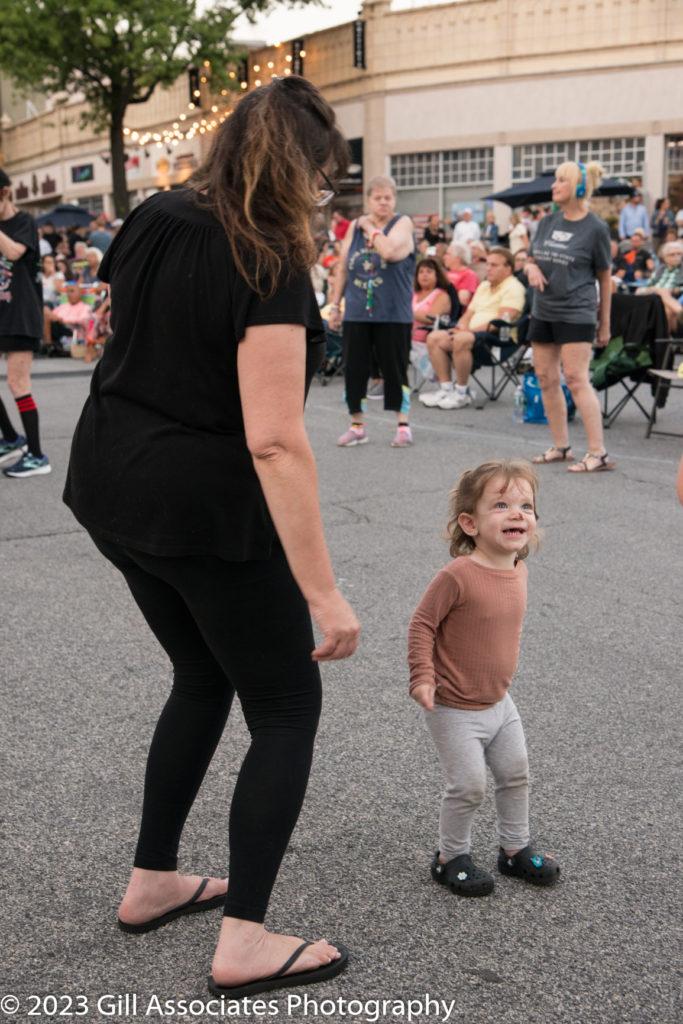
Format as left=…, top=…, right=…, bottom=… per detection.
left=0, top=210, right=43, bottom=340
left=63, top=189, right=325, bottom=561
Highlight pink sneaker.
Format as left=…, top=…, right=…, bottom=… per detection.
left=337, top=426, right=369, bottom=447
left=391, top=425, right=413, bottom=447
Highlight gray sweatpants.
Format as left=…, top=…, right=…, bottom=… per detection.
left=423, top=693, right=530, bottom=860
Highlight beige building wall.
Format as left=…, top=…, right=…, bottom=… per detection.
left=246, top=0, right=683, bottom=215
left=2, top=0, right=682, bottom=215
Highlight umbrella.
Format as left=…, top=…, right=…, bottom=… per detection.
left=483, top=171, right=635, bottom=207
left=35, top=204, right=95, bottom=228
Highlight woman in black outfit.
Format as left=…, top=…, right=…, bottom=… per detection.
left=64, top=77, right=358, bottom=998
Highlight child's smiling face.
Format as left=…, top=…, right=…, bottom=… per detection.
left=459, top=475, right=537, bottom=561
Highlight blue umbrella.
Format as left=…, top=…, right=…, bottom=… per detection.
left=483, top=171, right=635, bottom=207
left=35, top=204, right=95, bottom=228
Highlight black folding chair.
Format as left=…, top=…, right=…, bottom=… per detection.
left=470, top=309, right=531, bottom=402
left=645, top=340, right=683, bottom=438
left=598, top=293, right=670, bottom=427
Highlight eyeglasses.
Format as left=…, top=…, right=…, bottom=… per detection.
left=315, top=168, right=338, bottom=208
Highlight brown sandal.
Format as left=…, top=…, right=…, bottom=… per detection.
left=531, top=446, right=574, bottom=464
left=567, top=451, right=615, bottom=473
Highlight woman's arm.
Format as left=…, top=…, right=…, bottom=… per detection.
left=414, top=291, right=451, bottom=323
left=239, top=323, right=360, bottom=661
left=327, top=223, right=354, bottom=332
left=0, top=229, right=27, bottom=263
left=596, top=269, right=612, bottom=347
left=361, top=214, right=414, bottom=262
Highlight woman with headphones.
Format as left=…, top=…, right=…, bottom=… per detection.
left=525, top=161, right=614, bottom=472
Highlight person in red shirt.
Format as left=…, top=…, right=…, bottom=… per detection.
left=330, top=209, right=350, bottom=241
left=443, top=242, right=479, bottom=308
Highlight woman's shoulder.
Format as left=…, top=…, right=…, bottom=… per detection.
left=585, top=211, right=610, bottom=233
left=140, top=188, right=223, bottom=230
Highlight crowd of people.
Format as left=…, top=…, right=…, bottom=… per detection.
left=310, top=176, right=683, bottom=470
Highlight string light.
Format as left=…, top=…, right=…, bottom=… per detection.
left=253, top=64, right=260, bottom=72
left=254, top=79, right=261, bottom=87
left=267, top=61, right=274, bottom=69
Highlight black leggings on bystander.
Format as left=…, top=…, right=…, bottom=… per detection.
left=92, top=535, right=322, bottom=924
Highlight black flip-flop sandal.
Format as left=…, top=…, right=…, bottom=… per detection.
left=117, top=877, right=226, bottom=934
left=431, top=851, right=494, bottom=897
left=207, top=940, right=349, bottom=999
left=497, top=845, right=560, bottom=886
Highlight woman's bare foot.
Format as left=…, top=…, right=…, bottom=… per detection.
left=118, top=868, right=228, bottom=926
left=211, top=918, right=340, bottom=988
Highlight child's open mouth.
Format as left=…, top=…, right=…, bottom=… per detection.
left=502, top=527, right=526, bottom=536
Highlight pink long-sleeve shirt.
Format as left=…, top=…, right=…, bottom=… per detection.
left=408, top=556, right=528, bottom=710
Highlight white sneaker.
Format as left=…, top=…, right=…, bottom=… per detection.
left=438, top=388, right=472, bottom=409
left=419, top=387, right=451, bottom=408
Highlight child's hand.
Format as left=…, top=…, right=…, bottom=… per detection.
left=410, top=683, right=436, bottom=710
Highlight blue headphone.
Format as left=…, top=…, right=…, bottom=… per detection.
left=576, top=162, right=587, bottom=199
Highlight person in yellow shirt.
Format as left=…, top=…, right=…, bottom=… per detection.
left=421, top=248, right=526, bottom=409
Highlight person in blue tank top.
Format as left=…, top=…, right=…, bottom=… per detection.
left=327, top=176, right=416, bottom=447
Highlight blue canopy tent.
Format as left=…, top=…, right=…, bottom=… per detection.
left=35, top=204, right=95, bottom=228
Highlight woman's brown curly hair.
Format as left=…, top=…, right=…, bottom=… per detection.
left=446, top=460, right=540, bottom=560
left=190, top=76, right=349, bottom=297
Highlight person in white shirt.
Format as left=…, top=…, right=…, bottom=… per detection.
left=453, top=209, right=481, bottom=246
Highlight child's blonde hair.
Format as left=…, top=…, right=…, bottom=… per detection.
left=446, top=459, right=540, bottom=560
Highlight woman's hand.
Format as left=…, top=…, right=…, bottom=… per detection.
left=356, top=214, right=375, bottom=237
left=410, top=683, right=436, bottom=711
left=596, top=321, right=611, bottom=348
left=327, top=307, right=342, bottom=333
left=526, top=263, right=548, bottom=292
left=309, top=588, right=360, bottom=661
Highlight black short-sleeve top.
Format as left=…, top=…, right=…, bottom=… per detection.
left=63, top=189, right=325, bottom=560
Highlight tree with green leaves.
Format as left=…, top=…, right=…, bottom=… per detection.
left=0, top=1, right=318, bottom=216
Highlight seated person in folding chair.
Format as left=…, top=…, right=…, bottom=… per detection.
left=614, top=229, right=655, bottom=289
left=412, top=258, right=452, bottom=345
left=636, top=240, right=683, bottom=335
left=419, top=247, right=525, bottom=409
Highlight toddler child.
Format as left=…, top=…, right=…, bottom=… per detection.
left=408, top=459, right=560, bottom=896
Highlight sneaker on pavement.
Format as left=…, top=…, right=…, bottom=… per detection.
left=0, top=434, right=28, bottom=466
left=438, top=388, right=472, bottom=410
left=419, top=387, right=451, bottom=407
left=367, top=381, right=384, bottom=400
left=3, top=452, right=51, bottom=478
left=391, top=425, right=413, bottom=447
left=337, top=426, right=368, bottom=447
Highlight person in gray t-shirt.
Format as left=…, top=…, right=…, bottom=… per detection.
left=526, top=161, right=615, bottom=473
left=530, top=210, right=611, bottom=324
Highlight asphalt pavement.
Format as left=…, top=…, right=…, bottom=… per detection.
left=2, top=365, right=681, bottom=1024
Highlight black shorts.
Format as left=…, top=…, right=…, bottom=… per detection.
left=528, top=318, right=595, bottom=344
left=0, top=336, right=40, bottom=353
left=472, top=331, right=516, bottom=368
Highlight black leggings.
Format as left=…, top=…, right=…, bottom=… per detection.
left=91, top=535, right=322, bottom=924
left=343, top=321, right=411, bottom=415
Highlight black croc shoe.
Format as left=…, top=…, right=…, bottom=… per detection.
left=497, top=845, right=560, bottom=886
left=431, top=851, right=494, bottom=897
